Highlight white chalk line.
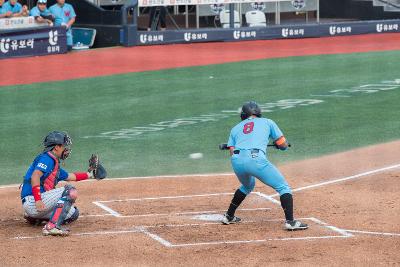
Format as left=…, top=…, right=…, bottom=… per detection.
left=11, top=228, right=143, bottom=240
left=14, top=218, right=400, bottom=243
left=307, top=217, right=353, bottom=237
left=92, top=201, right=122, bottom=217
left=267, top=163, right=400, bottom=198
left=10, top=221, right=255, bottom=241
left=2, top=161, right=399, bottom=191
left=0, top=173, right=235, bottom=190
left=253, top=192, right=281, bottom=205
left=82, top=207, right=272, bottom=219
left=8, top=163, right=400, bottom=244
left=91, top=191, right=273, bottom=218
left=342, top=229, right=400, bottom=237
left=97, top=192, right=235, bottom=203
left=141, top=217, right=351, bottom=247
left=137, top=226, right=173, bottom=247
left=9, top=217, right=335, bottom=242
left=169, top=236, right=350, bottom=247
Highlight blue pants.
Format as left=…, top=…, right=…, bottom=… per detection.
left=66, top=28, right=73, bottom=46
left=231, top=150, right=292, bottom=196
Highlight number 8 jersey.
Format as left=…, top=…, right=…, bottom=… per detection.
left=227, top=117, right=283, bottom=154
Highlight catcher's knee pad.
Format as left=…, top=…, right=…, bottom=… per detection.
left=49, top=197, right=73, bottom=227
left=62, top=184, right=78, bottom=203
left=64, top=207, right=79, bottom=224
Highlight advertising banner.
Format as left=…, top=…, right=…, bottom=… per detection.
left=0, top=26, right=67, bottom=59
left=136, top=19, right=400, bottom=46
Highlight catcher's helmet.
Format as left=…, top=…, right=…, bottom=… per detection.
left=43, top=131, right=72, bottom=159
left=240, top=101, right=262, bottom=120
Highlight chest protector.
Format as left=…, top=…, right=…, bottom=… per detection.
left=42, top=152, right=60, bottom=191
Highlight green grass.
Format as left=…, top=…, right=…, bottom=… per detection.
left=1, top=50, right=399, bottom=185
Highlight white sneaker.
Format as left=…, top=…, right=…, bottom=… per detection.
left=42, top=224, right=69, bottom=236
left=285, top=220, right=308, bottom=231
left=222, top=213, right=241, bottom=225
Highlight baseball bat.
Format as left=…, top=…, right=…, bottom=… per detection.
left=218, top=143, right=291, bottom=150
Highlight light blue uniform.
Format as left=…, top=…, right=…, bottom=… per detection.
left=0, top=4, right=5, bottom=15
left=227, top=117, right=291, bottom=196
left=49, top=3, right=76, bottom=46
left=29, top=6, right=52, bottom=17
left=2, top=1, right=22, bottom=14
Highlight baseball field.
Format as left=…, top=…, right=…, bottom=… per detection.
left=0, top=33, right=399, bottom=266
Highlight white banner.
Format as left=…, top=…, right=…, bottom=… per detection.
left=138, top=0, right=291, bottom=7
left=0, top=16, right=48, bottom=31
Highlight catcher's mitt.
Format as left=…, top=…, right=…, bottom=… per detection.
left=88, top=154, right=107, bottom=180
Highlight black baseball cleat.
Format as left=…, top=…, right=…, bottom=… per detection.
left=24, top=213, right=47, bottom=226
left=222, top=213, right=241, bottom=225
left=284, top=220, right=309, bottom=231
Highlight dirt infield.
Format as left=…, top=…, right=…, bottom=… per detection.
left=1, top=141, right=399, bottom=266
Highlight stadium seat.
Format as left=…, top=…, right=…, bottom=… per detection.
left=245, top=10, right=267, bottom=27
left=219, top=10, right=241, bottom=28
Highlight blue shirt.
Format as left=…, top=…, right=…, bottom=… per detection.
left=2, top=1, right=22, bottom=14
left=0, top=4, right=6, bottom=14
left=49, top=3, right=76, bottom=27
left=227, top=117, right=283, bottom=154
left=29, top=6, right=52, bottom=17
left=21, top=152, right=69, bottom=199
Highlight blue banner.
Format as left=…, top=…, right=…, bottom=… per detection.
left=135, top=19, right=400, bottom=46
left=0, top=26, right=67, bottom=59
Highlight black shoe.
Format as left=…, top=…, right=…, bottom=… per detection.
left=222, top=213, right=241, bottom=225
left=285, top=220, right=309, bottom=231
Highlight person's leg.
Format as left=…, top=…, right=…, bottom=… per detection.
left=148, top=7, right=156, bottom=30
left=159, top=6, right=167, bottom=29
left=63, top=206, right=79, bottom=224
left=226, top=187, right=248, bottom=218
left=43, top=184, right=78, bottom=236
left=252, top=158, right=308, bottom=230
left=23, top=187, right=64, bottom=216
left=222, top=155, right=254, bottom=224
left=66, top=29, right=73, bottom=51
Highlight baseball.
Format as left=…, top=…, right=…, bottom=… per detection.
left=189, top=153, right=203, bottom=159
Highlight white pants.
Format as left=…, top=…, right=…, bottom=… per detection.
left=22, top=187, right=76, bottom=220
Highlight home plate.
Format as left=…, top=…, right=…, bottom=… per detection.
left=191, top=214, right=225, bottom=221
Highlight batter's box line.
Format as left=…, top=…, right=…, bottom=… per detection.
left=92, top=191, right=275, bottom=218
left=141, top=217, right=353, bottom=248
left=10, top=227, right=143, bottom=240
left=84, top=207, right=272, bottom=218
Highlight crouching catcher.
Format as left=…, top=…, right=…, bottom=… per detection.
left=20, top=131, right=107, bottom=236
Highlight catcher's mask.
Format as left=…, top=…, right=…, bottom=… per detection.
left=43, top=131, right=72, bottom=160
left=240, top=101, right=262, bottom=120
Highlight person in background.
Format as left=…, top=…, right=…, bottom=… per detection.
left=0, top=0, right=13, bottom=18
left=2, top=0, right=28, bottom=17
left=49, top=0, right=76, bottom=50
left=30, top=0, right=54, bottom=26
left=147, top=6, right=166, bottom=31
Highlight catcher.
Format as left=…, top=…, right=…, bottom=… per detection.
left=20, top=131, right=107, bottom=236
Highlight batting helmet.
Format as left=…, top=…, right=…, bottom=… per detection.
left=43, top=131, right=72, bottom=159
left=240, top=101, right=262, bottom=120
